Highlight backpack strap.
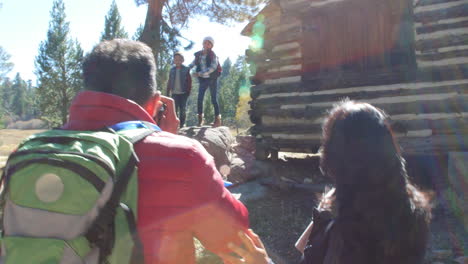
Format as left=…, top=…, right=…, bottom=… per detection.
left=109, top=121, right=161, bottom=144
left=300, top=209, right=335, bottom=264
left=86, top=121, right=159, bottom=263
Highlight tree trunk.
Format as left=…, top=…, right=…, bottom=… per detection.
left=140, top=0, right=164, bottom=66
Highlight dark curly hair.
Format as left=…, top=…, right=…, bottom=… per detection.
left=82, top=39, right=156, bottom=105
left=318, top=100, right=432, bottom=264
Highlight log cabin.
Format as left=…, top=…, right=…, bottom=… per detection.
left=242, top=0, right=468, bottom=159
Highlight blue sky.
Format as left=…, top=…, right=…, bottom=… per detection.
left=0, top=0, right=252, bottom=83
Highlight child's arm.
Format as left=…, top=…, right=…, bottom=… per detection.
left=203, top=53, right=218, bottom=75
left=188, top=56, right=196, bottom=69
left=187, top=71, right=192, bottom=94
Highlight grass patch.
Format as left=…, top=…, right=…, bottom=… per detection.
left=0, top=129, right=45, bottom=156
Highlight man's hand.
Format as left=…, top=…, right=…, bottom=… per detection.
left=154, top=92, right=179, bottom=134
left=219, top=230, right=271, bottom=264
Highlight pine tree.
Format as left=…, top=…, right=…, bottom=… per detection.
left=10, top=73, right=27, bottom=118
left=0, top=46, right=14, bottom=120
left=0, top=78, right=12, bottom=116
left=35, top=0, right=83, bottom=126
left=217, top=56, right=250, bottom=127
left=101, top=0, right=128, bottom=41
left=234, top=56, right=252, bottom=128
left=0, top=46, right=14, bottom=82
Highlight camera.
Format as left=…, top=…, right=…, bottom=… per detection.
left=155, top=102, right=167, bottom=125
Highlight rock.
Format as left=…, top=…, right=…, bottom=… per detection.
left=179, top=126, right=235, bottom=170
left=235, top=135, right=255, bottom=153
left=229, top=178, right=269, bottom=203
left=228, top=147, right=257, bottom=183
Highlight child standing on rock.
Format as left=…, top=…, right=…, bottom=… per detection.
left=189, top=36, right=222, bottom=127
left=167, top=52, right=192, bottom=128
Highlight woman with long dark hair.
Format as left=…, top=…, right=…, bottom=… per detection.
left=221, top=100, right=432, bottom=264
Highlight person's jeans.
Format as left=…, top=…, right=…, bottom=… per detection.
left=197, top=77, right=220, bottom=116
left=172, top=93, right=189, bottom=127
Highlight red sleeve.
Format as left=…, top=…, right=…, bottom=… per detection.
left=188, top=141, right=249, bottom=254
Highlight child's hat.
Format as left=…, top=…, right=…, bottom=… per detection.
left=174, top=51, right=184, bottom=59
left=203, top=36, right=214, bottom=46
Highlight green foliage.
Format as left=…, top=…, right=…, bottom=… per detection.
left=35, top=0, right=83, bottom=127
left=0, top=46, right=14, bottom=82
left=101, top=0, right=128, bottom=41
left=132, top=24, right=144, bottom=41
left=10, top=73, right=27, bottom=118
left=221, top=56, right=251, bottom=127
left=135, top=0, right=266, bottom=27
left=0, top=78, right=13, bottom=116
left=0, top=74, right=39, bottom=127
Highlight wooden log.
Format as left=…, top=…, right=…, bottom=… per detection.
left=416, top=48, right=468, bottom=61
left=269, top=21, right=302, bottom=34
left=414, top=3, right=468, bottom=23
left=256, top=134, right=467, bottom=155
left=252, top=117, right=467, bottom=136
left=251, top=79, right=468, bottom=100
left=416, top=63, right=468, bottom=81
left=415, top=0, right=463, bottom=7
left=417, top=57, right=468, bottom=68
left=398, top=134, right=468, bottom=154
left=391, top=117, right=468, bottom=134
left=251, top=123, right=323, bottom=134
left=261, top=137, right=322, bottom=151
left=252, top=96, right=468, bottom=119
left=301, top=67, right=415, bottom=88
left=416, top=19, right=468, bottom=34
left=253, top=70, right=303, bottom=84
left=271, top=42, right=301, bottom=53
left=254, top=58, right=303, bottom=72
left=261, top=115, right=323, bottom=126
left=266, top=64, right=302, bottom=73
left=263, top=31, right=303, bottom=50
left=246, top=47, right=302, bottom=63
left=264, top=76, right=302, bottom=85
left=415, top=33, right=468, bottom=51
left=254, top=81, right=468, bottom=106
left=414, top=0, right=468, bottom=14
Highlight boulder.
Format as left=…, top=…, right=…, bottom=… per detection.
left=179, top=126, right=235, bottom=171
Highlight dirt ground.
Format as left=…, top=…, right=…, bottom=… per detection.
left=196, top=154, right=467, bottom=264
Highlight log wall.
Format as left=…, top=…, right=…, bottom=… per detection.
left=243, top=0, right=468, bottom=156
left=250, top=79, right=468, bottom=154
left=414, top=0, right=468, bottom=79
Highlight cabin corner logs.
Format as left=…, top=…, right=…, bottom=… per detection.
left=242, top=0, right=468, bottom=159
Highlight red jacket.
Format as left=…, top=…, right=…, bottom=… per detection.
left=64, top=91, right=249, bottom=264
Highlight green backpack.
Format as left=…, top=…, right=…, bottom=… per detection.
left=0, top=121, right=159, bottom=264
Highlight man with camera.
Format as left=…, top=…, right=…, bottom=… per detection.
left=63, top=39, right=249, bottom=264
